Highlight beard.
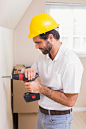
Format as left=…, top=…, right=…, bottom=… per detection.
left=39, top=40, right=53, bottom=54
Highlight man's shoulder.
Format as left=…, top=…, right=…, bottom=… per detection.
left=62, top=47, right=80, bottom=64
left=61, top=47, right=83, bottom=72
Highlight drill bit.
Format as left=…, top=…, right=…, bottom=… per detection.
left=2, top=76, right=12, bottom=78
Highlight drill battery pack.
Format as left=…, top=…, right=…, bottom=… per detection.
left=23, top=92, right=40, bottom=102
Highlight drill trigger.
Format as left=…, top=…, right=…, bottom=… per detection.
left=25, top=80, right=28, bottom=82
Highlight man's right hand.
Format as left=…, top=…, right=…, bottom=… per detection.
left=24, top=68, right=36, bottom=80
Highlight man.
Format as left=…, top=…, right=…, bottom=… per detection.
left=24, top=14, right=83, bottom=129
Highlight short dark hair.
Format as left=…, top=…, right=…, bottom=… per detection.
left=39, top=28, right=60, bottom=40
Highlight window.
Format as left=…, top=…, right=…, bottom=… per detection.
left=45, top=3, right=86, bottom=56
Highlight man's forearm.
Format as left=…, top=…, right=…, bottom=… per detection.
left=39, top=84, right=78, bottom=107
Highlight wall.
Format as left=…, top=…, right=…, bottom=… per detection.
left=15, top=0, right=45, bottom=65
left=0, top=26, right=14, bottom=129
left=74, top=57, right=86, bottom=109
left=15, top=0, right=86, bottom=110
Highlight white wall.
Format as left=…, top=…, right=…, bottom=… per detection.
left=0, top=26, right=14, bottom=129
left=15, top=0, right=45, bottom=65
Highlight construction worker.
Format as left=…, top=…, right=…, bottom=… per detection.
left=24, top=14, right=83, bottom=129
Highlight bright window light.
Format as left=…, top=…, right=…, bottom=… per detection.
left=45, top=3, right=86, bottom=56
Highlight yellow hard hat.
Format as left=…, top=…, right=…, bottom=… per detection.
left=27, top=14, right=59, bottom=38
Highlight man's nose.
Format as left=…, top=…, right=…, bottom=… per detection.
left=35, top=43, right=39, bottom=49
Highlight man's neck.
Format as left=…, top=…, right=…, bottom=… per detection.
left=49, top=40, right=62, bottom=60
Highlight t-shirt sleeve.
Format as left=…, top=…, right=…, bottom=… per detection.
left=62, top=62, right=83, bottom=93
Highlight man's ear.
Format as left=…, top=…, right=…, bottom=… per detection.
left=48, top=34, right=54, bottom=42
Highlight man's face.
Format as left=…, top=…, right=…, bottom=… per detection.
left=33, top=35, right=52, bottom=54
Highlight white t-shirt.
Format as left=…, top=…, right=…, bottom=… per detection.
left=32, top=44, right=83, bottom=110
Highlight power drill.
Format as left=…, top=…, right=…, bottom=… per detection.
left=2, top=73, right=40, bottom=102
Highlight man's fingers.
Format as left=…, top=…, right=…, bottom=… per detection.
left=25, top=84, right=33, bottom=93
left=30, top=68, right=36, bottom=79
left=24, top=68, right=36, bottom=80
left=24, top=69, right=28, bottom=78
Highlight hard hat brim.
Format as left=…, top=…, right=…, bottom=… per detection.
left=27, top=24, right=60, bottom=39
left=27, top=34, right=37, bottom=38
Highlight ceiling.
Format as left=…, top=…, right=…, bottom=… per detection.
left=0, top=0, right=33, bottom=29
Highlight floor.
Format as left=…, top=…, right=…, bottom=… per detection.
left=71, top=112, right=86, bottom=129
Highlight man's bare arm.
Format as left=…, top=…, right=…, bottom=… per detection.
left=40, top=84, right=78, bottom=107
